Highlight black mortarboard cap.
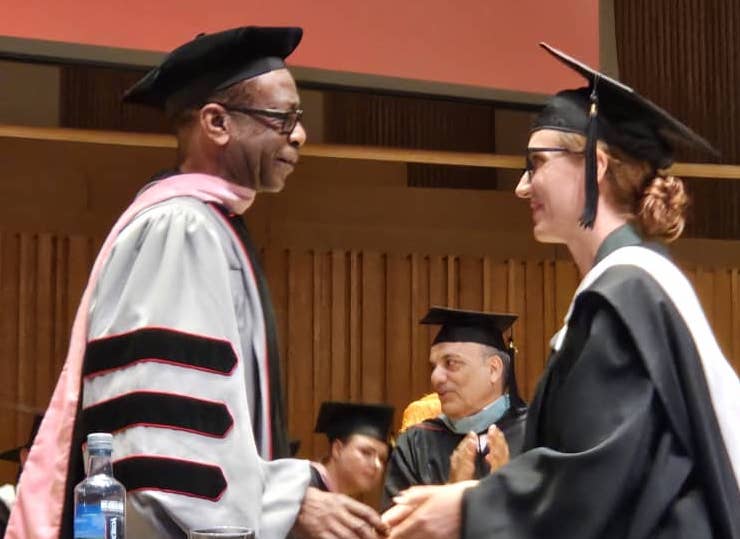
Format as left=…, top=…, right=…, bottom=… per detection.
left=422, top=307, right=526, bottom=409
left=123, top=26, right=303, bottom=114
left=0, top=413, right=43, bottom=462
left=533, top=42, right=718, bottom=228
left=421, top=306, right=516, bottom=351
left=314, top=402, right=395, bottom=442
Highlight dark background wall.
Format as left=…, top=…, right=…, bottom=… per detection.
left=615, top=0, right=740, bottom=239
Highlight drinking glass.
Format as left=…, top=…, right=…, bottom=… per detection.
left=189, top=526, right=255, bottom=539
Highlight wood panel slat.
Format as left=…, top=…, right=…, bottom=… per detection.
left=17, top=235, right=37, bottom=412
left=459, top=256, right=483, bottom=310
left=313, top=252, right=332, bottom=455
left=0, top=233, right=20, bottom=458
left=487, top=260, right=508, bottom=313
left=286, top=250, right=315, bottom=456
left=348, top=251, right=362, bottom=400
left=330, top=250, right=350, bottom=400
left=35, top=235, right=55, bottom=409
left=386, top=254, right=412, bottom=421
left=542, top=261, right=557, bottom=373
left=523, top=261, right=545, bottom=398
left=360, top=252, right=385, bottom=402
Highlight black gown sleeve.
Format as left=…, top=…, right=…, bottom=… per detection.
left=461, top=300, right=710, bottom=539
left=382, top=431, right=424, bottom=510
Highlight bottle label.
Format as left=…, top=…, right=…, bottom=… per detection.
left=74, top=505, right=105, bottom=539
left=101, top=499, right=124, bottom=515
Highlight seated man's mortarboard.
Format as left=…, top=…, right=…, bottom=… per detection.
left=421, top=306, right=526, bottom=409
left=123, top=26, right=303, bottom=115
left=533, top=43, right=719, bottom=229
left=314, top=402, right=395, bottom=442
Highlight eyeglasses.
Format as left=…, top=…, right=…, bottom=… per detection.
left=523, top=146, right=584, bottom=182
left=215, top=103, right=303, bottom=135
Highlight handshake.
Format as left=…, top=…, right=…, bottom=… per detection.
left=291, top=481, right=474, bottom=539
left=292, top=425, right=509, bottom=539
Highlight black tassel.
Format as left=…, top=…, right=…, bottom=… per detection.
left=579, top=84, right=600, bottom=229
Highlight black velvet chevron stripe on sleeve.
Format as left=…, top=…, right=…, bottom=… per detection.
left=83, top=392, right=233, bottom=437
left=114, top=456, right=227, bottom=500
left=83, top=327, right=238, bottom=376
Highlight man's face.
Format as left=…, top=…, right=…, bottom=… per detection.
left=223, top=68, right=306, bottom=192
left=429, top=342, right=501, bottom=420
left=332, top=434, right=389, bottom=496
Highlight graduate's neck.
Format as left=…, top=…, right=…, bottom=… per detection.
left=566, top=207, right=628, bottom=277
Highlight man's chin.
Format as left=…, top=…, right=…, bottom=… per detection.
left=256, top=175, right=288, bottom=193
left=440, top=404, right=461, bottom=419
left=257, top=185, right=285, bottom=194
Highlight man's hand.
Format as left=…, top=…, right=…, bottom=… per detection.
left=485, top=425, right=509, bottom=473
left=448, top=432, right=477, bottom=483
left=381, top=482, right=476, bottom=539
left=291, top=486, right=389, bottom=539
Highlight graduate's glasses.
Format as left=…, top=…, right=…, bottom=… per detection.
left=216, top=103, right=304, bottom=135
left=523, top=147, right=585, bottom=182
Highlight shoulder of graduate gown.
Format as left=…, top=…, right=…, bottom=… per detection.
left=462, top=260, right=740, bottom=539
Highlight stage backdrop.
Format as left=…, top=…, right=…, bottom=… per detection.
left=0, top=0, right=598, bottom=95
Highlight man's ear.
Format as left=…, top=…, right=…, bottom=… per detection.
left=199, top=103, right=230, bottom=147
left=330, top=438, right=345, bottom=460
left=489, top=354, right=504, bottom=385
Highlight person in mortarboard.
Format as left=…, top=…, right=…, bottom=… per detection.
left=382, top=307, right=527, bottom=509
left=383, top=43, right=740, bottom=539
left=310, top=402, right=394, bottom=497
left=8, top=27, right=386, bottom=539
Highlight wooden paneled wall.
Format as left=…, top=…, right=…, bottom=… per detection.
left=1, top=231, right=739, bottom=484
left=60, top=64, right=168, bottom=133
left=0, top=232, right=99, bottom=483
left=615, top=0, right=740, bottom=239
left=323, top=89, right=501, bottom=190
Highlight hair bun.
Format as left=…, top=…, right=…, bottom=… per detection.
left=638, top=175, right=688, bottom=243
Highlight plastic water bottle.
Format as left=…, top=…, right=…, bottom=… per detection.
left=73, top=433, right=126, bottom=539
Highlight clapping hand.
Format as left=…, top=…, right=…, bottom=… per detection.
left=485, top=425, right=509, bottom=473
left=448, top=432, right=478, bottom=483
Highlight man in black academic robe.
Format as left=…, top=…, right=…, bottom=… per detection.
left=383, top=307, right=528, bottom=509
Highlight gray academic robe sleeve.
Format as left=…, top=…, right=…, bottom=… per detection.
left=84, top=197, right=309, bottom=539
left=461, top=302, right=713, bottom=539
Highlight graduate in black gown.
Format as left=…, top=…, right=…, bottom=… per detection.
left=383, top=308, right=527, bottom=509
left=383, top=43, right=740, bottom=539
left=310, top=402, right=394, bottom=497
